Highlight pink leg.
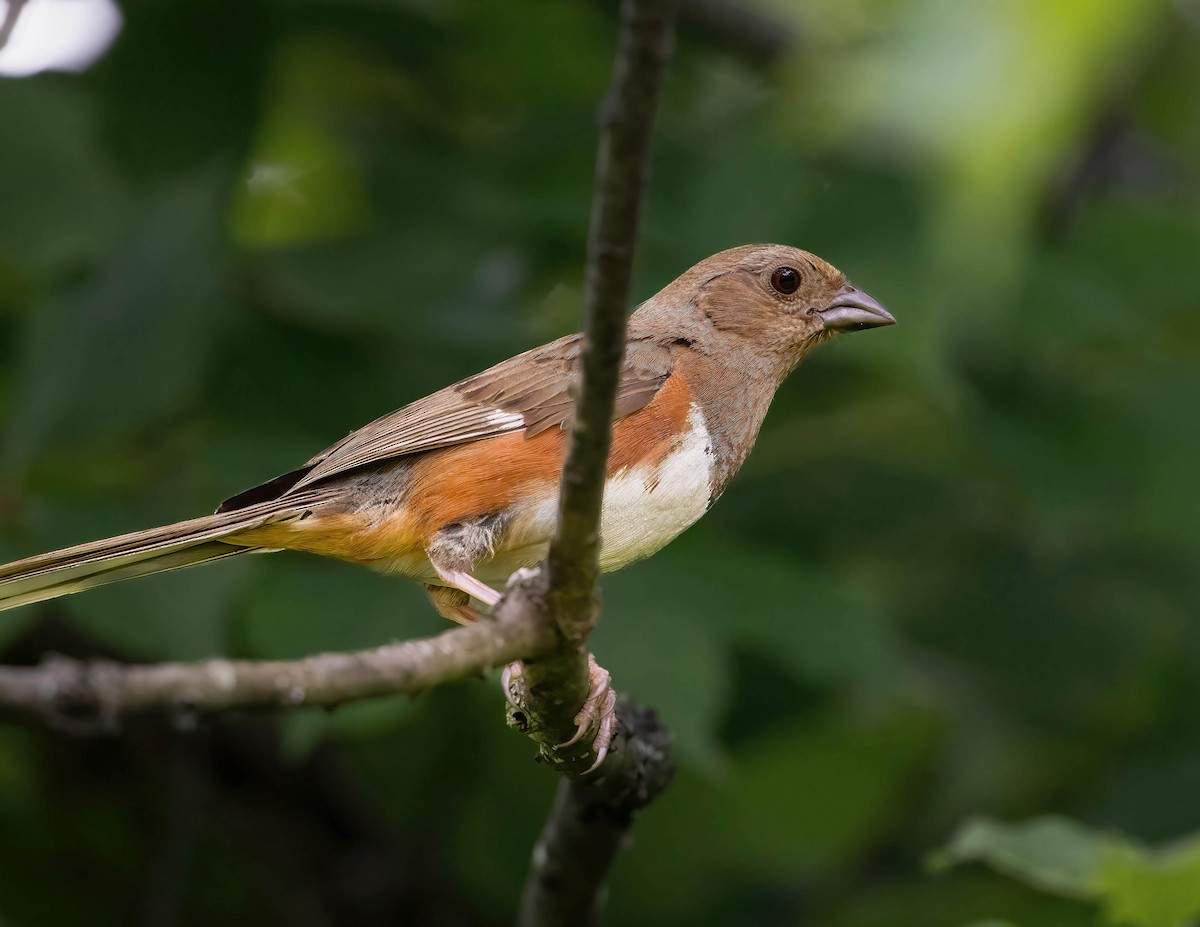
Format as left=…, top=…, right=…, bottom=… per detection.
left=423, top=584, right=485, bottom=625
left=433, top=566, right=501, bottom=608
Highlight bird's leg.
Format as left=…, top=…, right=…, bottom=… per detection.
left=426, top=519, right=522, bottom=707
left=423, top=584, right=485, bottom=625
left=426, top=518, right=505, bottom=608
left=430, top=566, right=501, bottom=608
left=427, top=524, right=615, bottom=769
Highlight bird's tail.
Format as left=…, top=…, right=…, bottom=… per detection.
left=0, top=495, right=329, bottom=613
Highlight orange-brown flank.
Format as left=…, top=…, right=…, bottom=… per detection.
left=228, top=370, right=695, bottom=569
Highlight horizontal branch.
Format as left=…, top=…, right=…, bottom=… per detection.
left=0, top=599, right=557, bottom=730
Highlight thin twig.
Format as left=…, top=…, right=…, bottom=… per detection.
left=0, top=0, right=29, bottom=53
left=545, top=0, right=678, bottom=638
left=0, top=597, right=556, bottom=728
left=507, top=0, right=681, bottom=775
left=513, top=0, right=680, bottom=924
left=502, top=0, right=680, bottom=780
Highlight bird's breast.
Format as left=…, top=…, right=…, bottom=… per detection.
left=597, top=403, right=715, bottom=571
left=497, top=403, right=715, bottom=577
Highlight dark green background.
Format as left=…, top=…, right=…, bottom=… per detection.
left=2, top=0, right=1199, bottom=924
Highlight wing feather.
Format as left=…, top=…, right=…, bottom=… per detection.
left=267, top=334, right=672, bottom=497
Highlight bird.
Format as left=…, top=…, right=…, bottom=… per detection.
left=0, top=244, right=894, bottom=764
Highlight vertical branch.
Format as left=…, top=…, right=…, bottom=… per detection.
left=515, top=1, right=680, bottom=925
left=518, top=702, right=673, bottom=927
left=504, top=0, right=680, bottom=776
left=544, top=0, right=680, bottom=638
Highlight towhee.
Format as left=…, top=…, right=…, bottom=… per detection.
left=0, top=244, right=893, bottom=759
left=1, top=244, right=894, bottom=617
left=0, top=243, right=894, bottom=764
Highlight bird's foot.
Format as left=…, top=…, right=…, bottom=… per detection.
left=502, top=654, right=617, bottom=774
left=557, top=654, right=618, bottom=774
left=501, top=660, right=523, bottom=708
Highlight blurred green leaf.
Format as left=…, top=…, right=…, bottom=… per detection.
left=0, top=81, right=126, bottom=272
left=934, top=816, right=1200, bottom=927
left=932, top=816, right=1103, bottom=897
left=1101, top=839, right=1200, bottom=927
left=0, top=728, right=38, bottom=827
left=94, top=0, right=269, bottom=177
left=606, top=530, right=898, bottom=692
left=593, top=590, right=730, bottom=770
left=230, top=39, right=372, bottom=249
left=2, top=175, right=228, bottom=476
left=279, top=697, right=414, bottom=760
left=63, top=553, right=251, bottom=661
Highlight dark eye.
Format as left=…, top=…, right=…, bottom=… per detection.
left=770, top=266, right=801, bottom=295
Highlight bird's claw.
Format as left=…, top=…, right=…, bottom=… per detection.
left=555, top=655, right=618, bottom=774
left=503, top=654, right=617, bottom=774
left=501, top=660, right=522, bottom=709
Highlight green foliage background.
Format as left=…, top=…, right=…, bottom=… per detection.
left=1, top=0, right=1198, bottom=924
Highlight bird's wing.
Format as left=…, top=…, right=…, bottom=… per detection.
left=271, top=333, right=671, bottom=497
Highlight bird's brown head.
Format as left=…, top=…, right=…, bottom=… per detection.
left=648, top=244, right=895, bottom=364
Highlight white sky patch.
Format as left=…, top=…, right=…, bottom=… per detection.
left=0, top=0, right=123, bottom=78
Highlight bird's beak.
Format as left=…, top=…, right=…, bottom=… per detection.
left=818, top=283, right=896, bottom=332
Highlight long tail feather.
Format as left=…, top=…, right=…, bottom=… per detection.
left=0, top=543, right=259, bottom=612
left=0, top=494, right=332, bottom=613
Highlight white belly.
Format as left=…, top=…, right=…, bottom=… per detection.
left=596, top=405, right=714, bottom=571
left=476, top=404, right=715, bottom=582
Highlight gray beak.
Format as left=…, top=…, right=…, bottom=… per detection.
left=818, top=284, right=896, bottom=332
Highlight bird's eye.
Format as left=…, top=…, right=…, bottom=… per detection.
left=770, top=266, right=801, bottom=295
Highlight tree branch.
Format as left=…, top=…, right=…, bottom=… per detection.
left=0, top=0, right=29, bottom=53
left=544, top=0, right=677, bottom=639
left=510, top=0, right=680, bottom=923
left=0, top=595, right=556, bottom=730
left=510, top=0, right=679, bottom=753
left=518, top=700, right=674, bottom=926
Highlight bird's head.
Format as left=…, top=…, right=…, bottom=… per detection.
left=652, top=244, right=895, bottom=364
left=698, top=243, right=895, bottom=349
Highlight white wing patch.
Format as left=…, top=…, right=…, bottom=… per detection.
left=484, top=409, right=525, bottom=429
